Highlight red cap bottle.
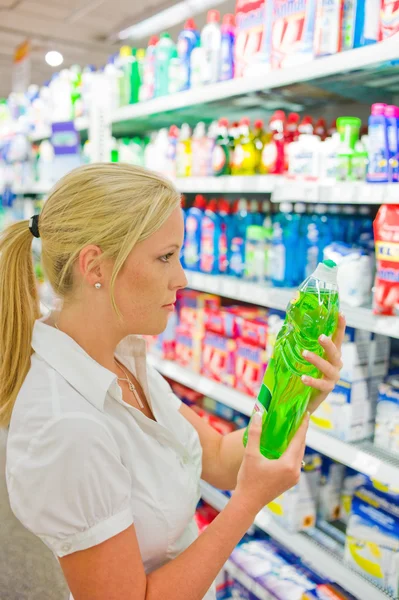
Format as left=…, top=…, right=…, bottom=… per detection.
left=194, top=194, right=207, bottom=210
left=207, top=9, right=220, bottom=23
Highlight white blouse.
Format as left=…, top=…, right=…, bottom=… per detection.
left=6, top=319, right=216, bottom=599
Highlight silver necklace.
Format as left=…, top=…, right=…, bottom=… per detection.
left=113, top=359, right=145, bottom=410
left=54, top=322, right=145, bottom=411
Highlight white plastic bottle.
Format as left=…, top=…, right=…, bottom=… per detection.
left=201, top=9, right=222, bottom=85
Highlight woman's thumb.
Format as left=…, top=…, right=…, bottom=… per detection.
left=246, top=411, right=262, bottom=453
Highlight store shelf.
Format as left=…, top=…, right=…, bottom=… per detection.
left=175, top=176, right=278, bottom=194
left=12, top=182, right=51, bottom=196
left=149, top=355, right=399, bottom=487
left=272, top=180, right=399, bottom=205
left=110, top=38, right=399, bottom=133
left=200, top=482, right=393, bottom=600
left=185, top=271, right=399, bottom=339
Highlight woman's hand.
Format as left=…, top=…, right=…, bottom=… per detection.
left=302, top=313, right=346, bottom=415
left=234, top=411, right=309, bottom=518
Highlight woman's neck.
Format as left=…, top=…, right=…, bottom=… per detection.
left=50, top=304, right=124, bottom=373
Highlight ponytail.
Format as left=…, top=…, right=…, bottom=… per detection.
left=0, top=220, right=40, bottom=428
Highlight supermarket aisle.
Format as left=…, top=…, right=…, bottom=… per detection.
left=0, top=429, right=69, bottom=600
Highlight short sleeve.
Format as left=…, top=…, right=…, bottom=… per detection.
left=147, top=364, right=182, bottom=410
left=6, top=415, right=133, bottom=557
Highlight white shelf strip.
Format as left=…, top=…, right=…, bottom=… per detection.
left=200, top=482, right=392, bottom=600
left=148, top=355, right=399, bottom=487
left=111, top=38, right=398, bottom=126
left=185, top=271, right=399, bottom=340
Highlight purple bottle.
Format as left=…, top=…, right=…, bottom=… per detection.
left=367, top=103, right=389, bottom=184
left=385, top=105, right=399, bottom=183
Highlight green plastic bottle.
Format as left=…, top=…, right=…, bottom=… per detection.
left=243, top=260, right=339, bottom=459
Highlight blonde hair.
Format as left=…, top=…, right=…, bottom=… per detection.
left=0, top=163, right=180, bottom=427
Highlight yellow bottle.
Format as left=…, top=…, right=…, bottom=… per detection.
left=176, top=123, right=192, bottom=178
left=232, top=117, right=259, bottom=176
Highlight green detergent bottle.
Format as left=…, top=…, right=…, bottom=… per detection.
left=243, top=260, right=339, bottom=459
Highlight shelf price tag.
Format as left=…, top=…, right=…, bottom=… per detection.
left=352, top=452, right=380, bottom=477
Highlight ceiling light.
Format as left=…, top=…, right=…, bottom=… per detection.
left=118, top=0, right=228, bottom=40
left=45, top=51, right=64, bottom=67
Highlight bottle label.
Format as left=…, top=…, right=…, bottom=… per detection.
left=200, top=218, right=216, bottom=273
left=261, top=142, right=278, bottom=171
left=212, top=145, right=227, bottom=174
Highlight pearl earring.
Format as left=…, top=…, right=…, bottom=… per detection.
left=94, top=282, right=102, bottom=289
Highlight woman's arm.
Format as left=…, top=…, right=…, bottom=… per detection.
left=180, top=314, right=346, bottom=491
left=60, top=415, right=308, bottom=600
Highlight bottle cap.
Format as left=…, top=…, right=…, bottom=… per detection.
left=148, top=35, right=159, bottom=46
left=239, top=117, right=250, bottom=126
left=207, top=9, right=220, bottom=23
left=184, top=18, right=197, bottom=30
left=222, top=13, right=235, bottom=28
left=194, top=194, right=207, bottom=209
left=169, top=125, right=179, bottom=137
left=371, top=103, right=387, bottom=115
left=313, top=260, right=338, bottom=285
left=385, top=105, right=399, bottom=118
left=207, top=198, right=218, bottom=212
left=254, top=119, right=264, bottom=129
left=218, top=117, right=229, bottom=127
left=218, top=198, right=230, bottom=214
left=160, top=32, right=171, bottom=39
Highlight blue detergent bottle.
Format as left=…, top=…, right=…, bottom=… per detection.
left=367, top=103, right=390, bottom=183
left=220, top=13, right=235, bottom=82
left=385, top=105, right=399, bottom=183
left=177, top=19, right=200, bottom=91
left=294, top=202, right=308, bottom=283
left=200, top=198, right=221, bottom=274
left=183, top=194, right=207, bottom=271
left=218, top=198, right=232, bottom=275
left=229, top=198, right=251, bottom=278
left=270, top=202, right=300, bottom=288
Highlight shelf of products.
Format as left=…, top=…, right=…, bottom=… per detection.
left=110, top=37, right=399, bottom=133
left=185, top=272, right=399, bottom=340
left=148, top=355, right=399, bottom=488
left=200, top=481, right=392, bottom=600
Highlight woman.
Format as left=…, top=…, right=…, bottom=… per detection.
left=1, top=163, right=344, bottom=600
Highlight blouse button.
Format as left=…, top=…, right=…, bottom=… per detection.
left=61, top=542, right=72, bottom=553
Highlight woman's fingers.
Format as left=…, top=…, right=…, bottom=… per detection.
left=302, top=349, right=339, bottom=380
left=301, top=375, right=335, bottom=393
left=332, top=313, right=346, bottom=351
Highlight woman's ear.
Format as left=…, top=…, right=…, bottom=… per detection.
left=78, top=245, right=103, bottom=286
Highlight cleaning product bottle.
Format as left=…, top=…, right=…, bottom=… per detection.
left=191, top=122, right=209, bottom=177
left=220, top=14, right=235, bottom=82
left=218, top=199, right=232, bottom=274
left=315, top=118, right=328, bottom=140
left=270, top=202, right=300, bottom=287
left=118, top=46, right=134, bottom=106
left=367, top=104, right=390, bottom=183
left=165, top=125, right=179, bottom=179
left=336, top=116, right=361, bottom=181
left=260, top=110, right=286, bottom=175
left=184, top=194, right=207, bottom=271
left=243, top=260, right=339, bottom=459
left=244, top=225, right=268, bottom=283
left=212, top=118, right=231, bottom=176
left=177, top=19, right=200, bottom=91
left=129, top=48, right=141, bottom=104
left=140, top=36, right=159, bottom=101
left=153, top=128, right=170, bottom=176
left=200, top=198, right=221, bottom=274
left=155, top=33, right=177, bottom=97
left=176, top=123, right=192, bottom=178
left=385, top=105, right=399, bottom=183
left=201, top=10, right=222, bottom=85
left=232, top=117, right=258, bottom=176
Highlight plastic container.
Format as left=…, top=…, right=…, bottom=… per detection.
left=176, top=123, right=192, bottom=178
left=200, top=198, right=222, bottom=274
left=314, top=0, right=344, bottom=57
left=220, top=13, right=235, bottom=82
left=155, top=33, right=177, bottom=97
left=260, top=110, right=286, bottom=174
left=385, top=105, right=399, bottom=183
left=336, top=116, right=361, bottom=181
left=270, top=202, right=301, bottom=287
left=367, top=103, right=390, bottom=183
left=231, top=117, right=259, bottom=176
left=244, top=225, right=268, bottom=283
left=184, top=195, right=207, bottom=271
left=243, top=260, right=339, bottom=459
left=201, top=10, right=222, bottom=84
left=212, top=118, right=231, bottom=176
left=177, top=19, right=200, bottom=91
left=140, top=35, right=158, bottom=102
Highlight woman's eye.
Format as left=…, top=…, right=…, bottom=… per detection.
left=160, top=253, right=174, bottom=263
